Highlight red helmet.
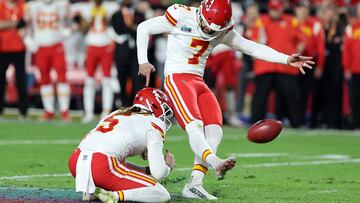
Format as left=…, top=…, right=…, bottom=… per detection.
left=133, top=88, right=173, bottom=129
left=197, top=0, right=234, bottom=40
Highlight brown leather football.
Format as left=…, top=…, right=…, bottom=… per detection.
left=247, top=119, right=283, bottom=143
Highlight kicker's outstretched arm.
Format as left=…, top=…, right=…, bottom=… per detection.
left=223, top=29, right=289, bottom=64
left=223, top=29, right=314, bottom=74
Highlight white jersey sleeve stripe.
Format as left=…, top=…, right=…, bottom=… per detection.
left=165, top=11, right=177, bottom=26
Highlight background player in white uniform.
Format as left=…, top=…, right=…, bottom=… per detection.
left=79, top=0, right=115, bottom=123
left=25, top=0, right=71, bottom=121
left=68, top=87, right=175, bottom=203
left=137, top=0, right=314, bottom=200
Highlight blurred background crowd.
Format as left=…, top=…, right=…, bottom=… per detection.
left=1, top=0, right=360, bottom=130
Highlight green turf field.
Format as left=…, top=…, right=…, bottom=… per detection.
left=0, top=119, right=359, bottom=202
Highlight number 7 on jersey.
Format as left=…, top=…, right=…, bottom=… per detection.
left=188, top=38, right=209, bottom=65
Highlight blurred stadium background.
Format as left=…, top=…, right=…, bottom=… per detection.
left=1, top=0, right=360, bottom=129
left=1, top=0, right=360, bottom=202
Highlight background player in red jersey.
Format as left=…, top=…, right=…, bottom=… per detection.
left=68, top=87, right=175, bottom=203
left=137, top=0, right=314, bottom=200
left=295, top=1, right=326, bottom=126
left=343, top=2, right=360, bottom=129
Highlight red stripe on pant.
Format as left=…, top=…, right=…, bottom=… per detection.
left=164, top=73, right=223, bottom=129
left=68, top=149, right=155, bottom=191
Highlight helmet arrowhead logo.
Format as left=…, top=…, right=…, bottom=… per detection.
left=204, top=0, right=215, bottom=11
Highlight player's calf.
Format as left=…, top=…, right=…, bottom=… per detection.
left=94, top=184, right=171, bottom=203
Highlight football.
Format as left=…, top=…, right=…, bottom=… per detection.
left=247, top=119, right=283, bottom=143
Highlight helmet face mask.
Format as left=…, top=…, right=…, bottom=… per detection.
left=197, top=9, right=224, bottom=41
left=133, top=88, right=174, bottom=131
left=159, top=102, right=173, bottom=131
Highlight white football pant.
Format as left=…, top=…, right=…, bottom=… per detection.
left=121, top=183, right=170, bottom=202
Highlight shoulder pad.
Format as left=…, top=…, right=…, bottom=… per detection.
left=165, top=4, right=192, bottom=26
left=165, top=4, right=181, bottom=27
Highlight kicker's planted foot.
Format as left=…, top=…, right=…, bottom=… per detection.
left=182, top=183, right=217, bottom=200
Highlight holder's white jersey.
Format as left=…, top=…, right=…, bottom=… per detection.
left=79, top=111, right=170, bottom=179
left=27, top=0, right=68, bottom=46
left=137, top=4, right=289, bottom=77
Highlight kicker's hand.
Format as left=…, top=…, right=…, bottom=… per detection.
left=138, top=63, right=156, bottom=86
left=287, top=54, right=315, bottom=75
left=164, top=149, right=175, bottom=170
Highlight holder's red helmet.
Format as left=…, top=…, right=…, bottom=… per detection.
left=133, top=88, right=173, bottom=129
left=197, top=0, right=234, bottom=40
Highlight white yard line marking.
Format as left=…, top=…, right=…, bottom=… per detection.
left=0, top=139, right=80, bottom=145
left=1, top=158, right=359, bottom=181
left=0, top=186, right=73, bottom=191
left=0, top=173, right=71, bottom=180
left=282, top=129, right=360, bottom=137
left=229, top=153, right=289, bottom=158
left=316, top=154, right=350, bottom=160
left=310, top=189, right=338, bottom=194
left=0, top=136, right=240, bottom=145
left=242, top=158, right=360, bottom=168
left=175, top=158, right=360, bottom=171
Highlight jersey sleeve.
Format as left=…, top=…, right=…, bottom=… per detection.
left=145, top=123, right=170, bottom=180
left=164, top=4, right=181, bottom=27
left=137, top=16, right=173, bottom=64
left=222, top=29, right=288, bottom=64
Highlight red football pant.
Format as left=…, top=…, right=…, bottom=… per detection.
left=35, top=43, right=67, bottom=85
left=164, top=73, right=222, bottom=129
left=85, top=45, right=114, bottom=77
left=68, top=149, right=157, bottom=191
